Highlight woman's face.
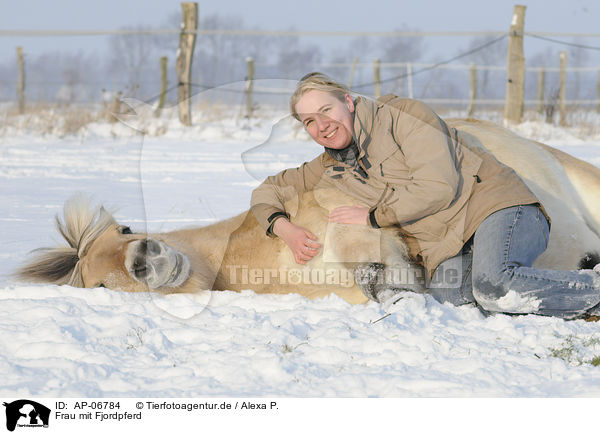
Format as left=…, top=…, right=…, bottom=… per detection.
left=295, top=90, right=355, bottom=150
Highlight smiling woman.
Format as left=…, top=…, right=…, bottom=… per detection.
left=249, top=71, right=600, bottom=319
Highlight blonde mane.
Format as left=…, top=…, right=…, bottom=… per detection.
left=15, top=196, right=117, bottom=286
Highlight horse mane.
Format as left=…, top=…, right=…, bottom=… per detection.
left=14, top=196, right=117, bottom=286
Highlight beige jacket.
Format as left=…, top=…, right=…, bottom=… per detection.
left=251, top=95, right=542, bottom=277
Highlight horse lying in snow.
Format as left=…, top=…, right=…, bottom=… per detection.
left=15, top=119, right=600, bottom=304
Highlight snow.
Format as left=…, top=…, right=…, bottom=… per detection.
left=476, top=289, right=542, bottom=314
left=3, top=106, right=600, bottom=397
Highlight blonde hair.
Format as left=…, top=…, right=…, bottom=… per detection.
left=290, top=72, right=352, bottom=121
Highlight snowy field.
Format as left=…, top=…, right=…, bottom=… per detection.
left=2, top=104, right=600, bottom=398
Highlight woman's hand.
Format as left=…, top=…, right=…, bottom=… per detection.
left=328, top=205, right=369, bottom=225
left=272, top=218, right=321, bottom=265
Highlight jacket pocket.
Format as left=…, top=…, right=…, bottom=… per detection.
left=378, top=149, right=410, bottom=182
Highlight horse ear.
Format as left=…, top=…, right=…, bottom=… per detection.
left=13, top=247, right=79, bottom=285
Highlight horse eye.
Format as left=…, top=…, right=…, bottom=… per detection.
left=120, top=226, right=132, bottom=234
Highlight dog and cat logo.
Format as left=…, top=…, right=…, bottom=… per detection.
left=3, top=400, right=50, bottom=432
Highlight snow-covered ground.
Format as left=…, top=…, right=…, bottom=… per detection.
left=2, top=104, right=600, bottom=397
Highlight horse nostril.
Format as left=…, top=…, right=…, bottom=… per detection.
left=138, top=239, right=161, bottom=256
left=146, top=239, right=161, bottom=255
left=133, top=257, right=147, bottom=278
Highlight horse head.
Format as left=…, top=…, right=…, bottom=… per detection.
left=15, top=196, right=193, bottom=292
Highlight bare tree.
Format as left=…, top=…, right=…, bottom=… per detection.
left=462, top=35, right=508, bottom=99
left=23, top=52, right=99, bottom=103
left=568, top=38, right=590, bottom=100
left=0, top=56, right=17, bottom=103
left=380, top=30, right=425, bottom=63
left=528, top=47, right=556, bottom=103
left=275, top=36, right=323, bottom=80
left=107, top=26, right=160, bottom=97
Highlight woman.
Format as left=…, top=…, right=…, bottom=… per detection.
left=251, top=72, right=600, bottom=318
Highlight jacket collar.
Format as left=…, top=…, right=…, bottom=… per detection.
left=320, top=96, right=381, bottom=169
left=353, top=96, right=383, bottom=172
left=352, top=96, right=378, bottom=153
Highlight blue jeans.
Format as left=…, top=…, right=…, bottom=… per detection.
left=428, top=205, right=600, bottom=319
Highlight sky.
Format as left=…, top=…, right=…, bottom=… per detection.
left=1, top=0, right=599, bottom=63
left=1, top=0, right=598, bottom=33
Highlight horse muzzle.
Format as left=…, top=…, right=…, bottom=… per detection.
left=125, top=238, right=190, bottom=289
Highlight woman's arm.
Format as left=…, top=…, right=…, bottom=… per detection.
left=328, top=205, right=369, bottom=225
left=250, top=153, right=328, bottom=235
left=250, top=153, right=328, bottom=264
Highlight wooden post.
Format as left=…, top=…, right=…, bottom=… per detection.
left=373, top=58, right=381, bottom=99
left=17, top=46, right=25, bottom=114
left=155, top=56, right=168, bottom=117
left=537, top=67, right=545, bottom=114
left=176, top=2, right=198, bottom=126
left=245, top=57, right=255, bottom=120
left=395, top=70, right=403, bottom=97
left=504, top=4, right=526, bottom=124
left=597, top=70, right=600, bottom=113
left=348, top=56, right=358, bottom=88
left=467, top=64, right=477, bottom=117
left=559, top=51, right=567, bottom=126
left=406, top=63, right=414, bottom=99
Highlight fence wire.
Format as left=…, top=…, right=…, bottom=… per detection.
left=1, top=28, right=600, bottom=115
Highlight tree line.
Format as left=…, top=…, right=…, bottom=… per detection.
left=1, top=11, right=598, bottom=107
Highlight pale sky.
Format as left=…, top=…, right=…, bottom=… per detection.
left=1, top=0, right=599, bottom=62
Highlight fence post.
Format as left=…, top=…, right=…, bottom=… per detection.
left=245, top=57, right=255, bottom=120
left=537, top=67, right=545, bottom=114
left=155, top=56, right=168, bottom=117
left=467, top=63, right=477, bottom=117
left=406, top=63, right=414, bottom=99
left=597, top=69, right=600, bottom=113
left=504, top=4, right=526, bottom=124
left=559, top=51, right=567, bottom=126
left=348, top=56, right=358, bottom=88
left=17, top=46, right=25, bottom=114
left=373, top=58, right=381, bottom=99
left=394, top=70, right=403, bottom=97
left=176, top=2, right=198, bottom=126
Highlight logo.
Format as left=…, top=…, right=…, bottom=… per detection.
left=3, top=400, right=50, bottom=432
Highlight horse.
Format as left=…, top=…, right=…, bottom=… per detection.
left=14, top=188, right=411, bottom=304
left=14, top=118, right=600, bottom=305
